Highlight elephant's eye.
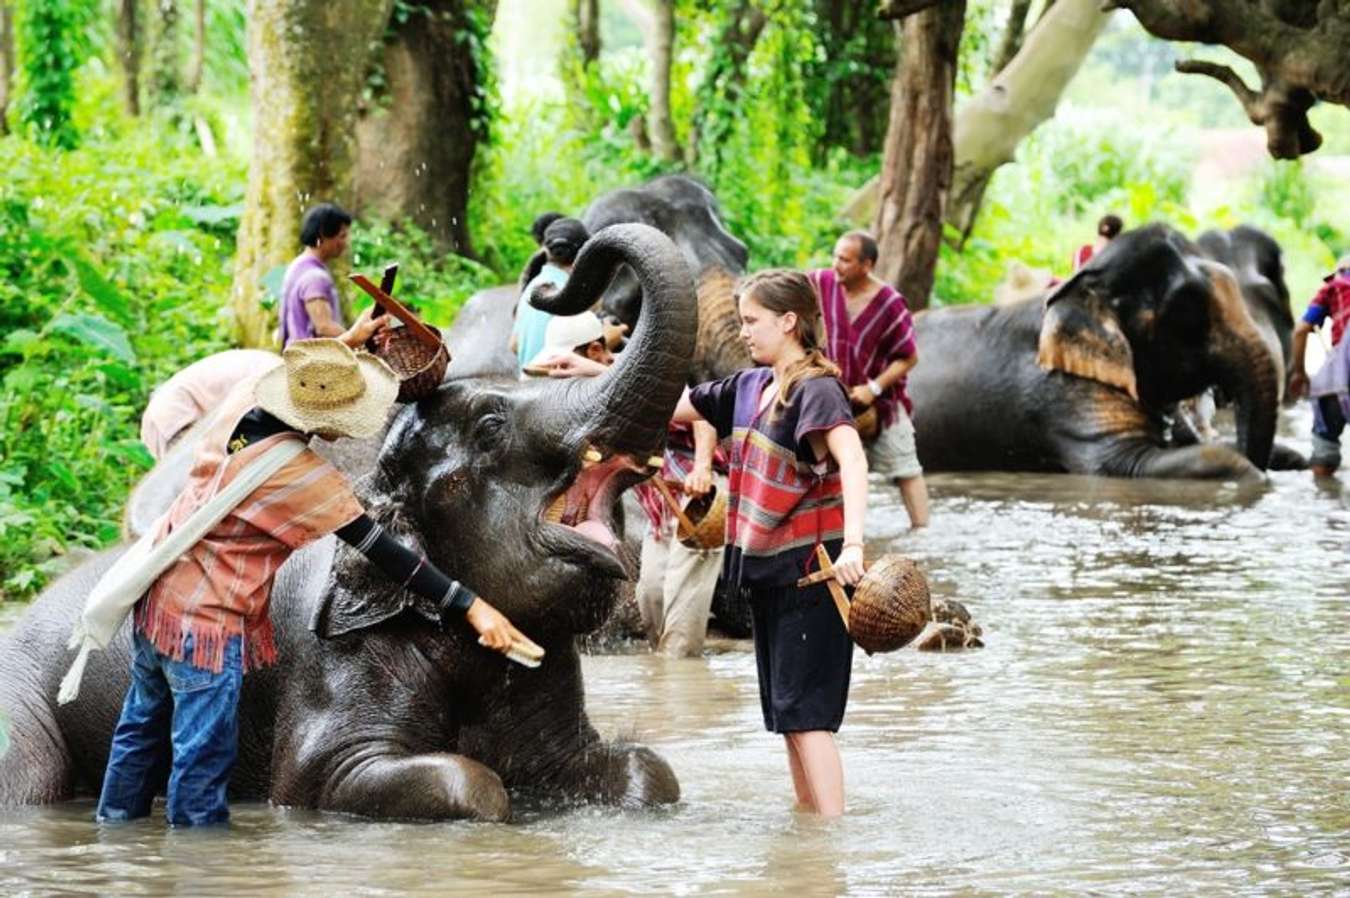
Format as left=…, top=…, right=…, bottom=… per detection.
left=472, top=414, right=506, bottom=451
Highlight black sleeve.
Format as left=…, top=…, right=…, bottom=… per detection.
left=335, top=515, right=476, bottom=619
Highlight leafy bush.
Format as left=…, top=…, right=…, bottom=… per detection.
left=0, top=127, right=241, bottom=600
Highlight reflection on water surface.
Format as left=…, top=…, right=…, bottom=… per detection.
left=2, top=453, right=1347, bottom=895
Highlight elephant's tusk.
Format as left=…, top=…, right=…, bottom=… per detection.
left=582, top=447, right=604, bottom=464
left=646, top=455, right=664, bottom=469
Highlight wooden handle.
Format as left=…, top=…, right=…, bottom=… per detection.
left=349, top=273, right=442, bottom=349
left=812, top=544, right=851, bottom=630
left=796, top=557, right=872, bottom=587
left=650, top=477, right=700, bottom=539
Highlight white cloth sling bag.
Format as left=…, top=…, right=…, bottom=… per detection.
left=57, top=436, right=307, bottom=705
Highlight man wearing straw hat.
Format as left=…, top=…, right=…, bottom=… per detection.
left=96, top=312, right=537, bottom=827
left=1290, top=253, right=1350, bottom=478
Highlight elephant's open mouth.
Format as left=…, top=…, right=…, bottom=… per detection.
left=538, top=450, right=649, bottom=578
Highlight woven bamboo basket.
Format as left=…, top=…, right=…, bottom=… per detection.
left=847, top=553, right=931, bottom=654
left=371, top=324, right=450, bottom=403
left=677, top=484, right=727, bottom=550
left=854, top=405, right=879, bottom=441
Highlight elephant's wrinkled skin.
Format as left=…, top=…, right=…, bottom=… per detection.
left=0, top=224, right=695, bottom=820
left=910, top=225, right=1279, bottom=479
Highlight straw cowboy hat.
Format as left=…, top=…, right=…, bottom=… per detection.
left=255, top=339, right=399, bottom=439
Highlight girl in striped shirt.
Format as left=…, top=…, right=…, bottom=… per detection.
left=674, top=269, right=868, bottom=817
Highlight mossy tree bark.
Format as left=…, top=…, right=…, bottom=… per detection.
left=872, top=2, right=966, bottom=310
left=116, top=0, right=140, bottom=116
left=230, top=0, right=395, bottom=346
left=646, top=0, right=678, bottom=163
left=351, top=0, right=497, bottom=255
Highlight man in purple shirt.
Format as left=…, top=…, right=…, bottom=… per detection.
left=279, top=204, right=352, bottom=347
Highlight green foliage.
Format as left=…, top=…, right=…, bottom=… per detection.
left=934, top=109, right=1197, bottom=304
left=13, top=0, right=95, bottom=148
left=350, top=218, right=496, bottom=328
left=0, top=96, right=243, bottom=601
left=1259, top=161, right=1315, bottom=229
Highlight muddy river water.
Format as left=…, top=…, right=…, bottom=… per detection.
left=2, top=411, right=1346, bottom=896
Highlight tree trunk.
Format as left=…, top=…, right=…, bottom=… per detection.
left=230, top=0, right=394, bottom=347
left=351, top=0, right=497, bottom=255
left=646, top=0, right=678, bottom=163
left=116, top=0, right=140, bottom=116
left=991, top=0, right=1032, bottom=75
left=150, top=0, right=181, bottom=104
left=187, top=0, right=205, bottom=93
left=872, top=2, right=966, bottom=310
left=0, top=2, right=12, bottom=134
left=946, top=0, right=1107, bottom=242
left=576, top=0, right=599, bottom=64
left=843, top=0, right=1104, bottom=239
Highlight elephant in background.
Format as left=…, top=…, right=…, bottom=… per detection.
left=0, top=224, right=695, bottom=820
left=576, top=175, right=751, bottom=384
left=910, top=224, right=1279, bottom=479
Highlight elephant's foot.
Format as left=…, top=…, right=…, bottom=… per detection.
left=559, top=741, right=680, bottom=808
left=296, top=752, right=510, bottom=822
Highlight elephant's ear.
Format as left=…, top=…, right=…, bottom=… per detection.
left=310, top=494, right=442, bottom=638
left=1036, top=275, right=1138, bottom=400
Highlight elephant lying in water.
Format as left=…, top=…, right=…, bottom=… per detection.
left=910, top=224, right=1279, bottom=479
left=0, top=224, right=695, bottom=820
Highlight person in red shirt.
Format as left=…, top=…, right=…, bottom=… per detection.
left=1072, top=213, right=1123, bottom=272
left=1289, top=254, right=1350, bottom=477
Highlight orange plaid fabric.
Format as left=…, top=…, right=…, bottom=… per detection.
left=135, top=380, right=363, bottom=673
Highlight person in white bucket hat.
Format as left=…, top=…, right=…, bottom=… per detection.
left=96, top=309, right=540, bottom=828
left=524, top=310, right=613, bottom=378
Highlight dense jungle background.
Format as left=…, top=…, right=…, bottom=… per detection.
left=1, top=0, right=1347, bottom=601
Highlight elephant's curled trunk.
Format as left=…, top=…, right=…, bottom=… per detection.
left=531, top=223, right=697, bottom=454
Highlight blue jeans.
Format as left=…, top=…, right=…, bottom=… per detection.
left=1311, top=395, right=1348, bottom=470
left=96, top=631, right=243, bottom=826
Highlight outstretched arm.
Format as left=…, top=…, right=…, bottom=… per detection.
left=334, top=515, right=539, bottom=657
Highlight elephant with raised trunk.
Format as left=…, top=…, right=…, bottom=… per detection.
left=0, top=224, right=696, bottom=821
left=910, top=224, right=1279, bottom=479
